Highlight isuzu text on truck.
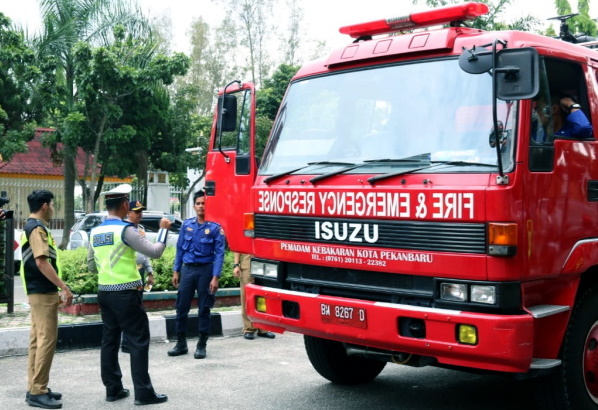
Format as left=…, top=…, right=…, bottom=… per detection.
left=205, top=3, right=598, bottom=408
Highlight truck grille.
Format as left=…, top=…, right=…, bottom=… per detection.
left=285, top=263, right=434, bottom=305
left=254, top=214, right=486, bottom=254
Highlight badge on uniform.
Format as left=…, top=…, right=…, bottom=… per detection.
left=205, top=228, right=210, bottom=235
left=219, top=228, right=225, bottom=236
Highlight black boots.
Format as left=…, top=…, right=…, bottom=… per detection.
left=194, top=333, right=208, bottom=359
left=168, top=333, right=208, bottom=358
left=167, top=334, right=188, bottom=356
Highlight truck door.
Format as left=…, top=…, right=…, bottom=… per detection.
left=205, top=81, right=256, bottom=254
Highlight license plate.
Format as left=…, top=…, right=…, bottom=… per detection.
left=320, top=303, right=367, bottom=329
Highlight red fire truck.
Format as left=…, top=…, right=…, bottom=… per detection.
left=205, top=2, right=598, bottom=408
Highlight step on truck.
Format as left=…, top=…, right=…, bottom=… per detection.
left=205, top=2, right=598, bottom=408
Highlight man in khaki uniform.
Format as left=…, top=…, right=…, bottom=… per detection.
left=20, top=190, right=73, bottom=409
left=232, top=252, right=276, bottom=340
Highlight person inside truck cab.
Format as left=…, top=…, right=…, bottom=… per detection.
left=555, top=95, right=593, bottom=138
left=532, top=94, right=592, bottom=142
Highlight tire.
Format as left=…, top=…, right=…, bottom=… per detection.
left=534, top=286, right=598, bottom=409
left=304, top=335, right=386, bottom=385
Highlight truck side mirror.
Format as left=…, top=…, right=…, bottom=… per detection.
left=495, top=48, right=539, bottom=101
left=218, top=94, right=238, bottom=132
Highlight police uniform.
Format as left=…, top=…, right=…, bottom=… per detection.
left=88, top=185, right=169, bottom=405
left=121, top=221, right=154, bottom=352
left=20, top=218, right=62, bottom=398
left=170, top=217, right=225, bottom=356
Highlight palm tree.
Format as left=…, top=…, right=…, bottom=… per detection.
left=35, top=0, right=149, bottom=248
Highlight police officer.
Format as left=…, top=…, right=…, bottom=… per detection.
left=121, top=199, right=155, bottom=354
left=168, top=190, right=225, bottom=359
left=87, top=184, right=171, bottom=406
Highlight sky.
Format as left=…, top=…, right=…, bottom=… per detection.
left=1, top=0, right=595, bottom=55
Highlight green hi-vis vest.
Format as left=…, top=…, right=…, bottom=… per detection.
left=20, top=218, right=62, bottom=295
left=91, top=219, right=141, bottom=291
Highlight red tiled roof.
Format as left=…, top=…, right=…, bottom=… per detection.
left=0, top=128, right=91, bottom=177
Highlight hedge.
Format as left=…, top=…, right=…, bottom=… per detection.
left=60, top=247, right=240, bottom=295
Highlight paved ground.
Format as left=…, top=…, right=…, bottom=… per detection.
left=0, top=330, right=541, bottom=410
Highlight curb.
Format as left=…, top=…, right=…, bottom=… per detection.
left=0, top=310, right=243, bottom=357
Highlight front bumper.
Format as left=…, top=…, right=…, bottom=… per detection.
left=246, top=284, right=534, bottom=373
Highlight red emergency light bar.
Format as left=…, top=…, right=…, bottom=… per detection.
left=339, top=2, right=489, bottom=38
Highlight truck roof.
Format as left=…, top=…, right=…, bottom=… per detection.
left=294, top=27, right=598, bottom=80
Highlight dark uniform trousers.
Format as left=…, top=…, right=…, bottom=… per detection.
left=175, top=263, right=216, bottom=335
left=98, top=289, right=154, bottom=400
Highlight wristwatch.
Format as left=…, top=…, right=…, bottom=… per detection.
left=569, top=103, right=581, bottom=110
left=233, top=263, right=240, bottom=268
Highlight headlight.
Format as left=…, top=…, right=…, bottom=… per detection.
left=440, top=283, right=467, bottom=302
left=470, top=285, right=496, bottom=305
left=251, top=261, right=278, bottom=279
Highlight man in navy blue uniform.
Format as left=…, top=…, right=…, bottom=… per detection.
left=555, top=95, right=593, bottom=138
left=168, top=190, right=226, bottom=359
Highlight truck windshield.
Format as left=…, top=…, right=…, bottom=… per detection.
left=259, top=58, right=517, bottom=176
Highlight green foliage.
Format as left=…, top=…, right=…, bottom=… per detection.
left=254, top=64, right=299, bottom=159
left=59, top=248, right=97, bottom=295
left=70, top=29, right=191, bottom=208
left=220, top=251, right=240, bottom=288
left=148, top=246, right=175, bottom=291
left=36, top=0, right=154, bottom=241
left=0, top=13, right=42, bottom=161
left=256, top=64, right=299, bottom=121
left=569, top=0, right=598, bottom=37
left=59, top=247, right=239, bottom=296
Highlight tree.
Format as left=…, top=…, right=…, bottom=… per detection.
left=556, top=0, right=598, bottom=37
left=215, top=0, right=275, bottom=88
left=281, top=0, right=304, bottom=66
left=166, top=86, right=212, bottom=219
left=0, top=13, right=42, bottom=162
left=35, top=0, right=150, bottom=248
left=255, top=63, right=299, bottom=159
left=72, top=27, right=190, bottom=212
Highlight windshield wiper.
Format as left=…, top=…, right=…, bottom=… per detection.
left=368, top=160, right=498, bottom=184
left=364, top=152, right=431, bottom=164
left=310, top=163, right=361, bottom=184
left=263, top=161, right=355, bottom=185
left=431, top=160, right=497, bottom=167
left=311, top=154, right=433, bottom=184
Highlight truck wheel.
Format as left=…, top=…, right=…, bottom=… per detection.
left=304, top=335, right=386, bottom=385
left=535, top=286, right=598, bottom=410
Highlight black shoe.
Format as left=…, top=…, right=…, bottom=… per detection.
left=167, top=344, right=188, bottom=356
left=106, top=388, right=130, bottom=402
left=121, top=344, right=130, bottom=354
left=26, top=393, right=62, bottom=409
left=243, top=332, right=255, bottom=340
left=194, top=346, right=206, bottom=359
left=257, top=331, right=276, bottom=339
left=134, top=393, right=168, bottom=406
left=26, top=389, right=62, bottom=402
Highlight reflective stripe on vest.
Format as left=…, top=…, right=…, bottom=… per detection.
left=91, top=220, right=140, bottom=289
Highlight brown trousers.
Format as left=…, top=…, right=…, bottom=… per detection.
left=239, top=262, right=258, bottom=334
left=27, top=292, right=60, bottom=395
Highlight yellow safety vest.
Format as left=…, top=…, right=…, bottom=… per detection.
left=91, top=219, right=141, bottom=290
